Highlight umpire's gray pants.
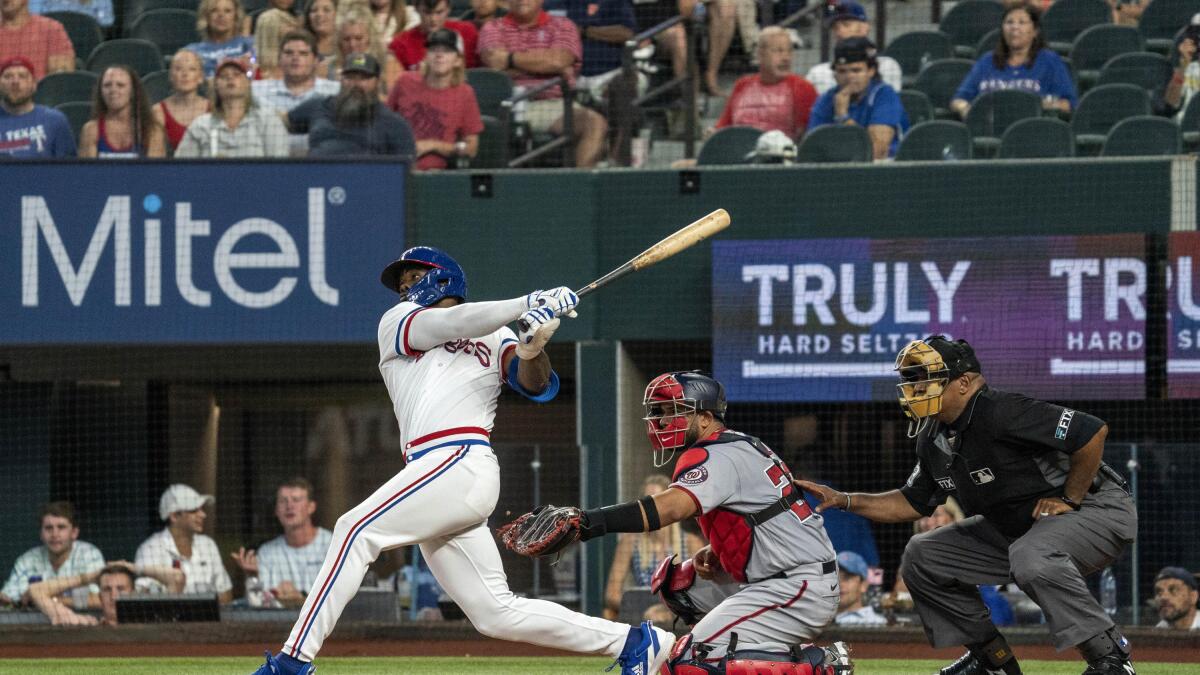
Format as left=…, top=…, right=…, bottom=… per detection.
left=899, top=484, right=1137, bottom=651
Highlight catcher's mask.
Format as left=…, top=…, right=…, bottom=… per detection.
left=895, top=335, right=980, bottom=438
left=379, top=246, right=468, bottom=306
left=643, top=371, right=727, bottom=468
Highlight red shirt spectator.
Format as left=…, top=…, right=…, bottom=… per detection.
left=715, top=27, right=816, bottom=138
left=478, top=8, right=580, bottom=99
left=0, top=0, right=75, bottom=81
left=390, top=0, right=479, bottom=69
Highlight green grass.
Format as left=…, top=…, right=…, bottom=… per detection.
left=0, top=657, right=1195, bottom=675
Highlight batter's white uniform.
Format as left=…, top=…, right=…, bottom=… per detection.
left=283, top=300, right=633, bottom=661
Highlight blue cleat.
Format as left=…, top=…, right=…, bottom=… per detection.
left=608, top=621, right=676, bottom=675
left=250, top=650, right=316, bottom=675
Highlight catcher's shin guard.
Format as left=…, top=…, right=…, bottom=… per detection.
left=650, top=554, right=703, bottom=625
left=664, top=634, right=840, bottom=675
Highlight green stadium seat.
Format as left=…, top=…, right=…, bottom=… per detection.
left=997, top=117, right=1075, bottom=158
left=242, top=0, right=269, bottom=13
left=1180, top=93, right=1200, bottom=150
left=473, top=115, right=507, bottom=168
left=1069, top=24, right=1145, bottom=91
left=86, top=39, right=165, bottom=77
left=54, top=101, right=92, bottom=143
left=121, top=0, right=199, bottom=34
left=1097, top=52, right=1173, bottom=94
left=975, top=28, right=1000, bottom=57
left=697, top=126, right=761, bottom=165
left=466, top=68, right=514, bottom=119
left=141, top=70, right=171, bottom=104
left=1139, top=0, right=1200, bottom=53
left=1042, top=0, right=1111, bottom=54
left=884, top=31, right=954, bottom=86
left=33, top=70, right=98, bottom=107
left=965, top=89, right=1043, bottom=157
left=1101, top=115, right=1182, bottom=155
left=895, top=120, right=972, bottom=161
left=1070, top=83, right=1151, bottom=155
left=128, top=9, right=200, bottom=57
left=900, top=89, right=935, bottom=126
left=911, top=58, right=975, bottom=117
left=43, top=11, right=104, bottom=64
left=796, top=124, right=872, bottom=163
left=939, top=0, right=1005, bottom=58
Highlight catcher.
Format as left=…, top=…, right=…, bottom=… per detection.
left=500, top=371, right=854, bottom=675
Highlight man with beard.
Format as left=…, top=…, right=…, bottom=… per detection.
left=0, top=56, right=75, bottom=157
left=1153, top=567, right=1200, bottom=630
left=288, top=52, right=415, bottom=157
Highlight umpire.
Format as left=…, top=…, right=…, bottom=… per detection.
left=799, top=335, right=1138, bottom=675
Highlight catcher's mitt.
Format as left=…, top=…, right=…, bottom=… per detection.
left=497, top=505, right=584, bottom=559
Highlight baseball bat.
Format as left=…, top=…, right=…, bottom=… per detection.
left=519, top=208, right=731, bottom=331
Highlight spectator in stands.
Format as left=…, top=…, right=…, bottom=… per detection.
left=305, top=0, right=340, bottom=72
left=79, top=64, right=166, bottom=158
left=950, top=3, right=1076, bottom=118
left=152, top=49, right=210, bottom=155
left=602, top=475, right=704, bottom=622
left=390, top=0, right=480, bottom=70
left=479, top=0, right=609, bottom=167
left=1165, top=22, right=1200, bottom=119
left=289, top=51, right=416, bottom=155
left=230, top=478, right=333, bottom=609
left=544, top=0, right=637, bottom=103
left=30, top=0, right=114, bottom=28
left=468, top=0, right=505, bottom=31
left=27, top=561, right=185, bottom=626
left=255, top=30, right=341, bottom=111
left=0, top=502, right=104, bottom=606
left=370, top=0, right=419, bottom=44
left=245, top=0, right=301, bottom=34
left=0, top=56, right=76, bottom=157
left=186, top=0, right=257, bottom=79
left=330, top=6, right=402, bottom=93
left=892, top=499, right=964, bottom=599
left=387, top=28, right=482, bottom=169
left=806, top=1, right=901, bottom=95
left=835, top=550, right=887, bottom=625
left=176, top=57, right=290, bottom=157
left=807, top=37, right=908, bottom=159
left=254, top=8, right=303, bottom=79
left=134, top=484, right=234, bottom=604
left=1108, top=0, right=1144, bottom=28
left=715, top=26, right=817, bottom=139
left=630, top=0, right=686, bottom=84
left=0, top=0, right=75, bottom=82
left=1154, top=566, right=1200, bottom=630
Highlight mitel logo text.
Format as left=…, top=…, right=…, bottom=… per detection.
left=21, top=188, right=341, bottom=309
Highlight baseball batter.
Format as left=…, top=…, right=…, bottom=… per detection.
left=252, top=247, right=674, bottom=675
left=505, top=371, right=853, bottom=675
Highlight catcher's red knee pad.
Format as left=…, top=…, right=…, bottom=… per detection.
left=666, top=660, right=824, bottom=675
left=650, top=554, right=702, bottom=625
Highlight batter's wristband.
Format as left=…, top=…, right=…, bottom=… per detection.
left=582, top=499, right=647, bottom=540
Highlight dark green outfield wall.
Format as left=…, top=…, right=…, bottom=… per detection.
left=410, top=160, right=1175, bottom=341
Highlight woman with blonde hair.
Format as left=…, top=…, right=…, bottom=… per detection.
left=602, top=474, right=705, bottom=622
left=330, top=5, right=401, bottom=93
left=151, top=49, right=210, bottom=154
left=79, top=64, right=166, bottom=158
left=254, top=7, right=303, bottom=79
left=185, top=0, right=256, bottom=77
left=176, top=58, right=289, bottom=157
left=368, top=0, right=418, bottom=43
left=304, top=0, right=340, bottom=73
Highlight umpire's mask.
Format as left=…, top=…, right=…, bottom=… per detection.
left=895, top=336, right=979, bottom=438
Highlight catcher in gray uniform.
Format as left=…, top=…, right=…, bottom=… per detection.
left=500, top=371, right=853, bottom=675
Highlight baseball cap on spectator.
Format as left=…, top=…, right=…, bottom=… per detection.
left=825, top=0, right=868, bottom=28
left=837, top=551, right=870, bottom=579
left=1155, top=566, right=1198, bottom=590
left=833, top=37, right=877, bottom=66
left=215, top=56, right=252, bottom=77
left=425, top=27, right=463, bottom=53
left=159, top=484, right=215, bottom=521
left=342, top=52, right=381, bottom=77
left=745, top=130, right=797, bottom=163
left=0, top=56, right=37, bottom=77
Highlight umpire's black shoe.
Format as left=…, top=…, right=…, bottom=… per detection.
left=1082, top=653, right=1136, bottom=675
left=938, top=652, right=1022, bottom=675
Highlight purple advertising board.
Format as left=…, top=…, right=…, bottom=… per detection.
left=1170, top=232, right=1200, bottom=398
left=713, top=236, right=1148, bottom=402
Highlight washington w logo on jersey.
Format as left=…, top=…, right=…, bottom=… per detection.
left=678, top=466, right=708, bottom=485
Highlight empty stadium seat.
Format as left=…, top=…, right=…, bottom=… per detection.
left=997, top=117, right=1075, bottom=158
left=965, top=89, right=1043, bottom=156
left=467, top=68, right=514, bottom=119
left=1101, top=115, right=1183, bottom=155
left=796, top=124, right=873, bottom=163
left=54, top=101, right=91, bottom=143
left=33, top=71, right=98, bottom=107
left=1042, top=0, right=1111, bottom=53
left=975, top=28, right=1000, bottom=57
left=473, top=115, right=507, bottom=168
left=1069, top=24, right=1145, bottom=91
left=141, top=70, right=171, bottom=104
left=1071, top=83, right=1151, bottom=154
left=912, top=58, right=974, bottom=117
left=121, top=0, right=200, bottom=34
left=884, top=31, right=954, bottom=86
left=896, top=120, right=972, bottom=160
left=43, top=11, right=104, bottom=65
left=128, top=9, right=200, bottom=57
left=697, top=126, right=762, bottom=165
left=1097, top=52, right=1173, bottom=94
left=86, top=39, right=165, bottom=77
left=900, top=89, right=936, bottom=126
left=939, top=0, right=1005, bottom=58
left=1139, top=0, right=1200, bottom=53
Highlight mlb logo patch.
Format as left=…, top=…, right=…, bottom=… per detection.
left=1056, top=409, right=1075, bottom=440
left=970, top=468, right=996, bottom=485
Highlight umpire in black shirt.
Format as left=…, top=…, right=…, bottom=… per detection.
left=799, top=336, right=1138, bottom=675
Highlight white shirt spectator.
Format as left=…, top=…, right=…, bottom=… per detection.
left=257, top=527, right=333, bottom=593
left=1177, top=61, right=1200, bottom=121
left=175, top=106, right=290, bottom=158
left=806, top=56, right=903, bottom=95
left=134, top=528, right=233, bottom=595
left=1, top=541, right=104, bottom=600
left=835, top=605, right=888, bottom=625
left=252, top=78, right=340, bottom=112
left=1157, top=613, right=1200, bottom=629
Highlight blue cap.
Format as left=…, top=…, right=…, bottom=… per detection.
left=837, top=550, right=869, bottom=579
left=825, top=0, right=868, bottom=27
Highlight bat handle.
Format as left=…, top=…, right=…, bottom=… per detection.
left=516, top=286, right=586, bottom=333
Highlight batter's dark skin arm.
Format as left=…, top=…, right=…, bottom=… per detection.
left=1032, top=425, right=1107, bottom=520
left=502, top=350, right=552, bottom=394
left=796, top=480, right=924, bottom=523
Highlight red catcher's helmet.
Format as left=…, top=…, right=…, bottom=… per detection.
left=642, top=371, right=727, bottom=467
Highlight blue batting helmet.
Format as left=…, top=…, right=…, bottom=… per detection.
left=380, top=246, right=468, bottom=306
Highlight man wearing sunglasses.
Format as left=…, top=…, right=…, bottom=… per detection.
left=798, top=335, right=1138, bottom=675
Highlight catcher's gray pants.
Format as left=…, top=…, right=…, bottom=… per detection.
left=900, top=484, right=1137, bottom=651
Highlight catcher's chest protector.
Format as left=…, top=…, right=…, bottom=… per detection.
left=697, top=508, right=755, bottom=583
